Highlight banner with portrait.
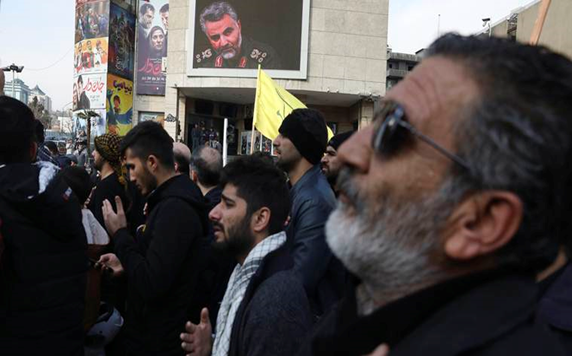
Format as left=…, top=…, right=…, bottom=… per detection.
left=73, top=73, right=108, bottom=111
left=74, top=37, right=109, bottom=76
left=75, top=0, right=110, bottom=44
left=106, top=74, right=134, bottom=135
left=136, top=0, right=169, bottom=95
left=109, top=3, right=136, bottom=79
left=188, top=0, right=310, bottom=79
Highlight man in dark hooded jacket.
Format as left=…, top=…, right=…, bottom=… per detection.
left=98, top=121, right=209, bottom=356
left=0, top=96, right=88, bottom=355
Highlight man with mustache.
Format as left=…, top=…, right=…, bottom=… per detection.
left=180, top=155, right=312, bottom=356
left=301, top=34, right=572, bottom=355
left=99, top=121, right=209, bottom=356
left=195, top=1, right=281, bottom=69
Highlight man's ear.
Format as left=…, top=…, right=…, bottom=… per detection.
left=174, top=161, right=180, bottom=173
left=147, top=155, right=159, bottom=172
left=191, top=170, right=198, bottom=183
left=251, top=207, right=271, bottom=234
left=444, top=191, right=523, bottom=261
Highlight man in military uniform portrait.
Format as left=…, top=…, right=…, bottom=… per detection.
left=195, top=1, right=282, bottom=69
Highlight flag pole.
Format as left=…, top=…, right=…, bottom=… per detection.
left=530, top=0, right=552, bottom=45
left=223, top=118, right=228, bottom=166
left=250, top=65, right=262, bottom=154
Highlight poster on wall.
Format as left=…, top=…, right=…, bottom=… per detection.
left=139, top=112, right=165, bottom=126
left=106, top=74, right=134, bottom=135
left=73, top=109, right=107, bottom=140
left=73, top=73, right=107, bottom=111
left=109, top=3, right=136, bottom=79
left=75, top=0, right=110, bottom=44
left=136, top=0, right=169, bottom=95
left=188, top=0, right=310, bottom=79
left=74, top=37, right=109, bottom=76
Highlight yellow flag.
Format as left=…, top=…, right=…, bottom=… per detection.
left=253, top=66, right=333, bottom=142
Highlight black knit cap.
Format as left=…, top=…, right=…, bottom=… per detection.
left=328, top=131, right=354, bottom=151
left=278, top=108, right=328, bottom=165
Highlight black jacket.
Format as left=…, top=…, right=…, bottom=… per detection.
left=301, top=270, right=566, bottom=356
left=287, top=165, right=347, bottom=315
left=113, top=174, right=209, bottom=356
left=537, top=263, right=572, bottom=352
left=228, top=244, right=313, bottom=356
left=0, top=162, right=88, bottom=356
left=88, top=172, right=128, bottom=228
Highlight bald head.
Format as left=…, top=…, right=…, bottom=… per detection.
left=173, top=142, right=192, bottom=175
left=191, top=146, right=222, bottom=188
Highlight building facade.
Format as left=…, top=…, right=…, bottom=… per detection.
left=386, top=49, right=420, bottom=91
left=133, top=0, right=389, bottom=153
left=29, top=85, right=53, bottom=113
left=4, top=78, right=31, bottom=104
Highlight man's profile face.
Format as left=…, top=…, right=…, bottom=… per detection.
left=204, top=14, right=242, bottom=60
left=326, top=57, right=480, bottom=288
left=125, top=147, right=158, bottom=196
left=161, top=11, right=169, bottom=30
left=321, top=146, right=341, bottom=179
left=273, top=134, right=302, bottom=173
left=93, top=149, right=104, bottom=171
left=151, top=29, right=165, bottom=51
left=141, top=9, right=154, bottom=29
left=209, top=183, right=255, bottom=257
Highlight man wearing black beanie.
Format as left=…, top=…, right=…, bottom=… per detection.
left=321, top=131, right=354, bottom=195
left=273, top=108, right=347, bottom=317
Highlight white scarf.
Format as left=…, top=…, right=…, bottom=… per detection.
left=212, top=231, right=286, bottom=356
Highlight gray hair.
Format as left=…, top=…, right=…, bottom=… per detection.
left=199, top=1, right=239, bottom=33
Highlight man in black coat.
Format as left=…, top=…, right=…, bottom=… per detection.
left=300, top=34, right=572, bottom=355
left=0, top=97, right=87, bottom=355
left=180, top=155, right=313, bottom=356
left=273, top=108, right=347, bottom=316
left=98, top=121, right=209, bottom=356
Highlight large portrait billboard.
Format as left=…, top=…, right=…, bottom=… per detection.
left=106, top=74, right=134, bottom=135
left=109, top=3, right=136, bottom=79
left=188, top=0, right=310, bottom=79
left=73, top=73, right=107, bottom=111
left=136, top=0, right=169, bottom=95
left=74, top=37, right=109, bottom=76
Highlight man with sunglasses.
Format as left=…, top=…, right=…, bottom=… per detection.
left=300, top=34, right=572, bottom=355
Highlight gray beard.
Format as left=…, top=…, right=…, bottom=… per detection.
left=326, top=171, right=459, bottom=307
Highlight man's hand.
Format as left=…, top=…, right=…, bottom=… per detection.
left=102, top=196, right=127, bottom=236
left=180, top=308, right=212, bottom=356
left=97, top=253, right=124, bottom=277
left=364, top=344, right=389, bottom=356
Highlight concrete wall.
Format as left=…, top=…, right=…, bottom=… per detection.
left=516, top=0, right=572, bottom=60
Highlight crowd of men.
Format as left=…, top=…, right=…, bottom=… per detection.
left=2, top=34, right=572, bottom=356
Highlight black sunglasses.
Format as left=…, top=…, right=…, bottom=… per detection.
left=372, top=101, right=471, bottom=171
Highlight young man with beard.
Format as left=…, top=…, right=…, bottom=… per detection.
left=300, top=34, right=572, bottom=355
left=273, top=108, right=347, bottom=316
left=99, top=121, right=209, bottom=356
left=0, top=97, right=87, bottom=355
left=180, top=155, right=312, bottom=356
left=320, top=131, right=354, bottom=195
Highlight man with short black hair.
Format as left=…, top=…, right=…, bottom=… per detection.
left=302, top=34, right=572, bottom=355
left=0, top=96, right=87, bottom=355
left=181, top=155, right=312, bottom=356
left=99, top=121, right=209, bottom=356
left=321, top=131, right=353, bottom=195
left=273, top=108, right=346, bottom=316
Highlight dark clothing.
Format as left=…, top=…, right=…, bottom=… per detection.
left=302, top=270, right=566, bottom=356
left=229, top=245, right=313, bottom=356
left=195, top=36, right=282, bottom=69
left=113, top=174, right=209, bottom=356
left=88, top=173, right=128, bottom=228
left=37, top=144, right=59, bottom=165
left=287, top=165, right=346, bottom=315
left=537, top=263, right=572, bottom=352
left=78, top=91, right=90, bottom=110
left=0, top=163, right=88, bottom=356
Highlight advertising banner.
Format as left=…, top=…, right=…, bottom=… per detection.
left=109, top=3, right=136, bottom=79
left=73, top=109, right=107, bottom=139
left=74, top=37, right=109, bottom=76
left=73, top=73, right=107, bottom=111
left=139, top=112, right=165, bottom=126
left=75, top=0, right=110, bottom=44
left=136, top=0, right=169, bottom=95
left=106, top=74, right=133, bottom=135
left=188, top=0, right=310, bottom=79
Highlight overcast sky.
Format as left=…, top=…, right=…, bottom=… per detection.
left=0, top=0, right=537, bottom=109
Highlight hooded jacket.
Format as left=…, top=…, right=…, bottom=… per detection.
left=113, top=174, right=210, bottom=356
left=0, top=162, right=88, bottom=356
